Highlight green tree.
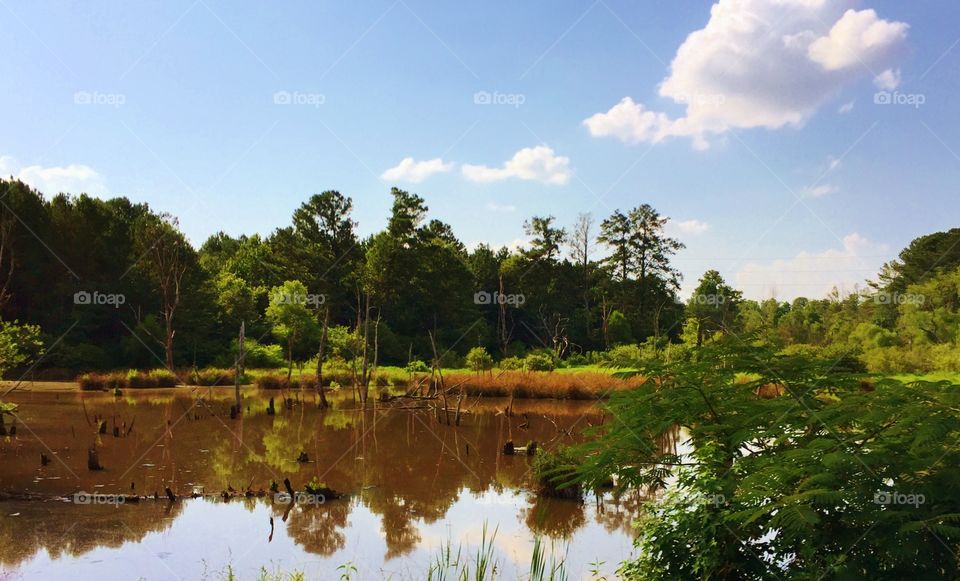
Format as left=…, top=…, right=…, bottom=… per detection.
left=465, top=346, right=494, bottom=373
left=576, top=339, right=960, bottom=579
left=687, top=270, right=743, bottom=346
left=266, top=280, right=319, bottom=380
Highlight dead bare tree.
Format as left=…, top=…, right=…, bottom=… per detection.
left=136, top=215, right=188, bottom=370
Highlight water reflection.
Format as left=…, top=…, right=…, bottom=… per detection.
left=0, top=388, right=636, bottom=578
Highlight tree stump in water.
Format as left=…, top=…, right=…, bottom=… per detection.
left=503, top=440, right=515, bottom=455
left=98, top=421, right=107, bottom=434
left=87, top=447, right=103, bottom=471
left=165, top=487, right=177, bottom=502
left=526, top=441, right=538, bottom=456
left=40, top=453, right=50, bottom=466
left=266, top=398, right=276, bottom=416
left=296, top=451, right=309, bottom=463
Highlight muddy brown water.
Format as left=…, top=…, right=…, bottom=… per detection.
left=0, top=386, right=639, bottom=580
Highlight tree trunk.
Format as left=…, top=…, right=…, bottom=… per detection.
left=316, top=307, right=329, bottom=408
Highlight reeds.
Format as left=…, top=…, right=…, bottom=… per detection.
left=77, top=369, right=177, bottom=390
left=437, top=371, right=644, bottom=400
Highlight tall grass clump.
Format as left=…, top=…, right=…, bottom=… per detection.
left=77, top=371, right=127, bottom=391
left=440, top=371, right=642, bottom=399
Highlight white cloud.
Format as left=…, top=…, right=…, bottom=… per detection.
left=0, top=155, right=108, bottom=196
left=735, top=233, right=888, bottom=300
left=486, top=202, right=517, bottom=213
left=584, top=1, right=908, bottom=149
left=873, top=67, right=901, bottom=90
left=838, top=100, right=855, bottom=113
left=806, top=183, right=839, bottom=197
left=672, top=219, right=710, bottom=235
left=462, top=146, right=571, bottom=185
left=808, top=10, right=908, bottom=71
left=380, top=157, right=453, bottom=183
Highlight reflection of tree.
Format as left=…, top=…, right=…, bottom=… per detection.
left=522, top=495, right=586, bottom=539
left=0, top=501, right=183, bottom=567
left=276, top=498, right=351, bottom=556
left=1, top=389, right=637, bottom=567
left=592, top=489, right=647, bottom=536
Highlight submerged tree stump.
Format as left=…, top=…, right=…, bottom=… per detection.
left=296, top=451, right=309, bottom=463
left=266, top=397, right=276, bottom=416
left=503, top=440, right=515, bottom=456
left=87, top=447, right=103, bottom=471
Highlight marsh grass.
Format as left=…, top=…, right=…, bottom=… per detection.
left=439, top=371, right=643, bottom=399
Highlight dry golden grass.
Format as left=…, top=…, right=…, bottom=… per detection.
left=433, top=370, right=645, bottom=400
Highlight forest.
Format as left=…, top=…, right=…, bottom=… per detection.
left=2, top=176, right=959, bottom=380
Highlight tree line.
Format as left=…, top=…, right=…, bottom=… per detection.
left=1, top=177, right=958, bottom=375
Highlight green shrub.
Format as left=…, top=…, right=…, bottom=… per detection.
left=499, top=356, right=524, bottom=370
left=532, top=446, right=582, bottom=499
left=524, top=353, right=555, bottom=372
left=405, top=359, right=430, bottom=373
left=465, top=347, right=494, bottom=373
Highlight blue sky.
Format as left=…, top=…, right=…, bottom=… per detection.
left=1, top=0, right=958, bottom=299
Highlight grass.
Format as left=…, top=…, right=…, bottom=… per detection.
left=889, top=371, right=960, bottom=383
left=435, top=370, right=644, bottom=399
left=77, top=369, right=177, bottom=390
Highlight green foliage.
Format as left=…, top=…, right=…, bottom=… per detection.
left=405, top=359, right=430, bottom=373
left=0, top=319, right=43, bottom=376
left=465, top=346, right=494, bottom=372
left=498, top=356, right=524, bottom=370
left=576, top=338, right=960, bottom=579
left=525, top=353, right=555, bottom=372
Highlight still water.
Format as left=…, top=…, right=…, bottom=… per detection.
left=0, top=386, right=638, bottom=580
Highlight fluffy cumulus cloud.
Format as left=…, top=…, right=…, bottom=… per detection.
left=0, top=155, right=108, bottom=196
left=584, top=0, right=908, bottom=149
left=735, top=233, right=888, bottom=300
left=462, top=145, right=571, bottom=185
left=380, top=157, right=454, bottom=183
left=873, top=68, right=901, bottom=90
left=672, top=219, right=710, bottom=235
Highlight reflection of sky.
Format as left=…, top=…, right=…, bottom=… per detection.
left=8, top=489, right=632, bottom=580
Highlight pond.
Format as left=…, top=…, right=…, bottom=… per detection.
left=0, top=386, right=639, bottom=580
